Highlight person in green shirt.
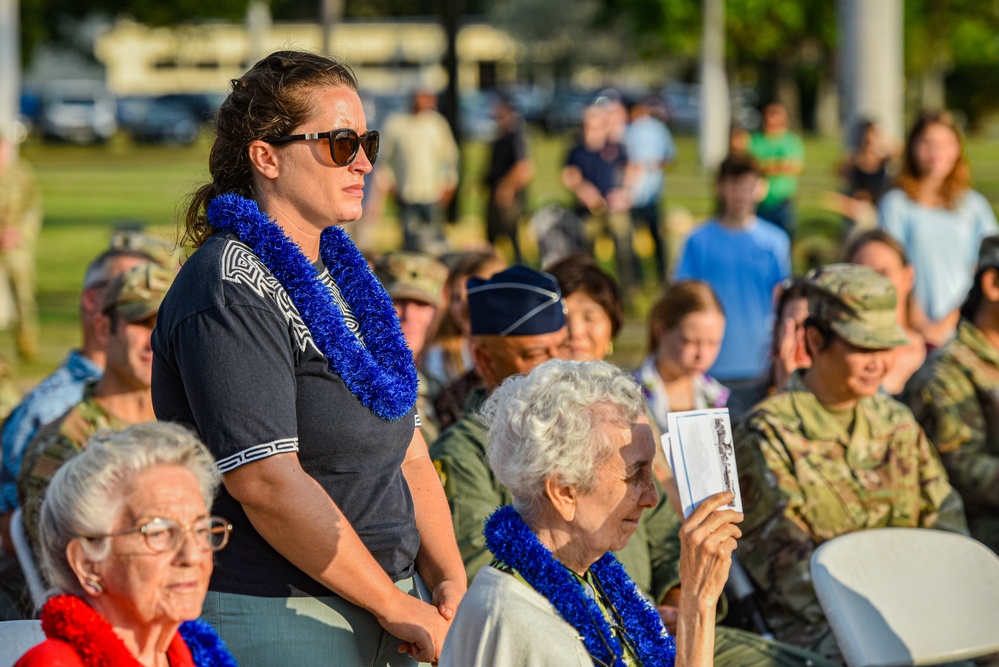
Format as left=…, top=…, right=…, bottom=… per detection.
left=749, top=102, right=805, bottom=238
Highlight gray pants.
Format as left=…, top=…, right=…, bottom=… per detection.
left=201, top=578, right=420, bottom=667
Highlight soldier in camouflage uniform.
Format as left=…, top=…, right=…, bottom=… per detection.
left=374, top=251, right=448, bottom=444
left=905, top=235, right=999, bottom=554
left=16, top=262, right=173, bottom=554
left=734, top=263, right=968, bottom=660
left=432, top=267, right=835, bottom=667
left=0, top=137, right=42, bottom=360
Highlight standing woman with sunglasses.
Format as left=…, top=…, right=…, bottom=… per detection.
left=151, top=52, right=465, bottom=666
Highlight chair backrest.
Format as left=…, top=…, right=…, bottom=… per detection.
left=0, top=620, right=45, bottom=667
left=811, top=528, right=999, bottom=667
left=9, top=508, right=47, bottom=610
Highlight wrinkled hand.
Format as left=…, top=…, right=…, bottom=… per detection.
left=378, top=591, right=449, bottom=664
left=679, top=492, right=743, bottom=608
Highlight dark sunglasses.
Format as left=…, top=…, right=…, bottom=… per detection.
left=264, top=128, right=379, bottom=166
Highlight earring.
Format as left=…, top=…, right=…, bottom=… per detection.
left=606, top=341, right=615, bottom=357
left=86, top=579, right=103, bottom=594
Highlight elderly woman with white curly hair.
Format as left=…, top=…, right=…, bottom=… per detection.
left=440, top=359, right=742, bottom=667
left=15, top=422, right=238, bottom=667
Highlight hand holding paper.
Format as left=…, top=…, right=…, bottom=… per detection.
left=662, top=408, right=743, bottom=519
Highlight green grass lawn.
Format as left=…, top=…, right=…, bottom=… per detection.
left=3, top=129, right=999, bottom=388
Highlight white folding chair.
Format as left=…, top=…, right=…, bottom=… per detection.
left=0, top=620, right=44, bottom=666
left=9, top=509, right=47, bottom=610
left=811, top=527, right=999, bottom=667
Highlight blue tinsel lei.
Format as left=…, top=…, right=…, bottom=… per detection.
left=179, top=620, right=240, bottom=667
left=484, top=505, right=676, bottom=667
left=207, top=193, right=418, bottom=421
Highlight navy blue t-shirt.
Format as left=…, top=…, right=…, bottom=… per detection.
left=151, top=233, right=420, bottom=597
left=564, top=141, right=627, bottom=216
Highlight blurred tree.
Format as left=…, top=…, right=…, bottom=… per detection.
left=20, top=0, right=246, bottom=61
left=614, top=0, right=836, bottom=131
left=19, top=0, right=492, bottom=63
left=487, top=0, right=602, bottom=84
left=904, top=0, right=999, bottom=128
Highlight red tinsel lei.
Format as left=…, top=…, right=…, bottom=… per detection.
left=40, top=595, right=148, bottom=666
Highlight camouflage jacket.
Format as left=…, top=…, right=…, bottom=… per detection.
left=0, top=159, right=42, bottom=252
left=429, top=387, right=683, bottom=600
left=16, top=387, right=129, bottom=553
left=734, top=372, right=968, bottom=658
left=416, top=369, right=440, bottom=445
left=904, top=319, right=999, bottom=553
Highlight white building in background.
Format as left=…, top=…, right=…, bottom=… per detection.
left=93, top=16, right=520, bottom=97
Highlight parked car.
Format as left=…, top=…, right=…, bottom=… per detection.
left=660, top=82, right=761, bottom=135
left=129, top=97, right=200, bottom=145
left=154, top=93, right=224, bottom=124
left=541, top=89, right=598, bottom=135
left=39, top=80, right=117, bottom=144
left=460, top=90, right=499, bottom=142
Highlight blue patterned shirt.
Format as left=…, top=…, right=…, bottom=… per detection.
left=0, top=350, right=102, bottom=512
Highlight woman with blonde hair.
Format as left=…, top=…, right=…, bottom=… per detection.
left=638, top=280, right=729, bottom=434
left=879, top=111, right=997, bottom=346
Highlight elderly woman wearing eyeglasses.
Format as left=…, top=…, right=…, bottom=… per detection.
left=440, top=359, right=742, bottom=667
left=150, top=51, right=465, bottom=667
left=15, top=422, right=237, bottom=667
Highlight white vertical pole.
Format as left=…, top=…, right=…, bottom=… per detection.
left=0, top=0, right=20, bottom=154
left=247, top=1, right=272, bottom=64
left=840, top=0, right=904, bottom=144
left=699, top=0, right=730, bottom=171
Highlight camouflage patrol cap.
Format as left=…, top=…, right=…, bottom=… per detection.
left=976, top=235, right=999, bottom=272
left=805, top=263, right=909, bottom=349
left=101, top=263, right=174, bottom=323
left=374, top=251, right=448, bottom=307
left=108, top=228, right=174, bottom=267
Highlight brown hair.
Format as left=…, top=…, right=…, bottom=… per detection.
left=545, top=254, right=624, bottom=337
left=770, top=277, right=809, bottom=357
left=182, top=51, right=358, bottom=248
left=842, top=229, right=910, bottom=266
left=897, top=110, right=970, bottom=209
left=647, top=280, right=724, bottom=352
left=716, top=152, right=761, bottom=183
left=843, top=229, right=919, bottom=329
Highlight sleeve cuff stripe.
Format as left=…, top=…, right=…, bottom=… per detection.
left=215, top=438, right=300, bottom=473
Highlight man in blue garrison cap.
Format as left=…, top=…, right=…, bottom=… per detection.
left=429, top=266, right=569, bottom=582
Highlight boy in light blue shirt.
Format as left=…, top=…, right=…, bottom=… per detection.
left=674, top=154, right=791, bottom=418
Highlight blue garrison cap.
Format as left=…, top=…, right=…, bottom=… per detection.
left=467, top=265, right=567, bottom=336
